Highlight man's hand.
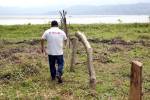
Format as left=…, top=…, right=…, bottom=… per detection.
left=41, top=47, right=47, bottom=55
left=41, top=38, right=46, bottom=54
left=41, top=47, right=44, bottom=53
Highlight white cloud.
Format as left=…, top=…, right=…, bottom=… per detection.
left=0, top=0, right=149, bottom=7
left=0, top=0, right=58, bottom=7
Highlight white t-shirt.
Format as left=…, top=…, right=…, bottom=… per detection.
left=42, top=27, right=67, bottom=55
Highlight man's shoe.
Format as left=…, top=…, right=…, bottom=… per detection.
left=56, top=76, right=63, bottom=83
left=51, top=77, right=55, bottom=81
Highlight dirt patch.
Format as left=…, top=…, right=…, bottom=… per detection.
left=0, top=41, right=41, bottom=60
left=88, top=38, right=150, bottom=47
left=0, top=39, right=40, bottom=45
left=108, top=46, right=123, bottom=53
left=88, top=38, right=103, bottom=43
left=0, top=48, right=23, bottom=60
left=89, top=38, right=133, bottom=45
left=132, top=40, right=150, bottom=47
left=110, top=38, right=133, bottom=45
left=15, top=39, right=40, bottom=45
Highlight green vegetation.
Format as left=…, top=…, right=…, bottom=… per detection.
left=0, top=23, right=150, bottom=99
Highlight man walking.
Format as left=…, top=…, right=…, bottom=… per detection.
left=41, top=20, right=67, bottom=83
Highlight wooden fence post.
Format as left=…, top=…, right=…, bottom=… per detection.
left=129, top=61, right=143, bottom=100
left=75, top=31, right=96, bottom=88
left=70, top=38, right=78, bottom=72
left=59, top=10, right=68, bottom=36
left=59, top=10, right=71, bottom=48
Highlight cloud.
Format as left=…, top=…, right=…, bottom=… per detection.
left=0, top=0, right=57, bottom=7
left=0, top=0, right=149, bottom=7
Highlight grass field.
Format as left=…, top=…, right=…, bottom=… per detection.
left=0, top=23, right=150, bottom=99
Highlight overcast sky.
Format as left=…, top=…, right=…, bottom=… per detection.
left=0, top=0, right=150, bottom=8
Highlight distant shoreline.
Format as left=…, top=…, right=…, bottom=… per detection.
left=0, top=15, right=149, bottom=25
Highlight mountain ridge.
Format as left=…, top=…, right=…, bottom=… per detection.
left=0, top=3, right=150, bottom=15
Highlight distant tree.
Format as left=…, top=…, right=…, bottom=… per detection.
left=27, top=23, right=31, bottom=25
left=118, top=19, right=122, bottom=23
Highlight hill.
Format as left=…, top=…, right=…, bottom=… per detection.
left=67, top=3, right=150, bottom=15
left=0, top=3, right=150, bottom=15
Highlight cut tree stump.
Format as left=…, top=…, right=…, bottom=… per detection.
left=129, top=61, right=143, bottom=100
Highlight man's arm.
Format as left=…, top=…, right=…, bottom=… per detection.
left=64, top=40, right=67, bottom=46
left=63, top=31, right=67, bottom=47
left=41, top=38, right=45, bottom=53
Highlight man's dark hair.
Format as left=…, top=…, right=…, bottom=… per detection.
left=51, top=20, right=58, bottom=27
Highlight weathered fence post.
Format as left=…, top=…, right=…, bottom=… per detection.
left=59, top=10, right=71, bottom=48
left=59, top=10, right=68, bottom=36
left=75, top=31, right=96, bottom=88
left=129, top=61, right=143, bottom=100
left=70, top=38, right=78, bottom=72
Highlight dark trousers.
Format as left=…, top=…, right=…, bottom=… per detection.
left=48, top=55, right=64, bottom=79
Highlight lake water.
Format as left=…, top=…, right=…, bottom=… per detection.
left=0, top=15, right=149, bottom=25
